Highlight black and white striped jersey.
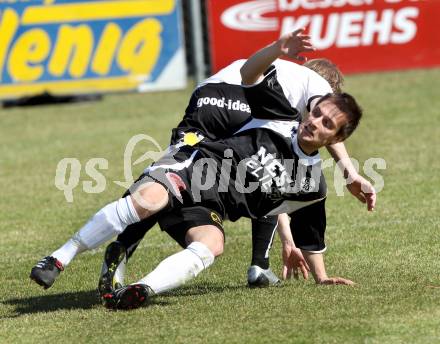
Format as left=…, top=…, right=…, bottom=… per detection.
left=195, top=119, right=327, bottom=222
left=242, top=59, right=332, bottom=121
left=154, top=59, right=331, bottom=252
left=147, top=119, right=328, bottom=252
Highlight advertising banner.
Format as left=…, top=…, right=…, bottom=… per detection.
left=207, top=0, right=440, bottom=74
left=0, top=0, right=186, bottom=100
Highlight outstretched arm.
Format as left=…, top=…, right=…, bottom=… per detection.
left=326, top=142, right=376, bottom=211
left=302, top=251, right=354, bottom=285
left=240, top=28, right=315, bottom=85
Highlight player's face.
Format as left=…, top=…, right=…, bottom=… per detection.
left=298, top=100, right=348, bottom=153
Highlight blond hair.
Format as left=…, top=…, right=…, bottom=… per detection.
left=304, top=59, right=344, bottom=93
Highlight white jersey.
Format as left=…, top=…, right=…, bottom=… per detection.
left=165, top=59, right=331, bottom=253
left=199, top=59, right=246, bottom=86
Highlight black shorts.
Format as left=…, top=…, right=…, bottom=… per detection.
left=158, top=206, right=225, bottom=248
left=129, top=146, right=226, bottom=248
left=133, top=146, right=225, bottom=216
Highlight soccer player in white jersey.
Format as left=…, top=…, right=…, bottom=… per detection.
left=92, top=29, right=371, bottom=309
left=97, top=92, right=365, bottom=309
left=94, top=57, right=348, bottom=293
left=30, top=30, right=375, bottom=301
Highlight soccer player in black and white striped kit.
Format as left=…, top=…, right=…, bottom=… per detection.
left=95, top=56, right=339, bottom=292
left=30, top=30, right=376, bottom=300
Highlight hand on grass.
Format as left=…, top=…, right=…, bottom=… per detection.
left=319, top=277, right=355, bottom=286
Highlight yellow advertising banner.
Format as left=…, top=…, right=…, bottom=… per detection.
left=0, top=0, right=186, bottom=99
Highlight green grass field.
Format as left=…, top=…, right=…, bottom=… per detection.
left=1, top=68, right=440, bottom=343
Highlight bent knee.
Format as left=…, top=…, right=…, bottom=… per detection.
left=185, top=225, right=224, bottom=257
left=210, top=240, right=224, bottom=257
left=131, top=182, right=169, bottom=218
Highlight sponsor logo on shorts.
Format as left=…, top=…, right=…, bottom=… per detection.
left=210, top=212, right=223, bottom=227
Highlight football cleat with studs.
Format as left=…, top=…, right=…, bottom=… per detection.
left=98, top=241, right=127, bottom=297
left=30, top=256, right=64, bottom=289
left=247, top=265, right=280, bottom=288
left=102, top=284, right=153, bottom=310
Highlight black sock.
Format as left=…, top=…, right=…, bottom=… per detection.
left=117, top=214, right=158, bottom=259
left=250, top=216, right=278, bottom=270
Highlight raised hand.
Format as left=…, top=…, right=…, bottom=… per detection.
left=276, top=28, right=316, bottom=62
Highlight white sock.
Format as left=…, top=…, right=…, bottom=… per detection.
left=51, top=238, right=84, bottom=267
left=137, top=242, right=215, bottom=295
left=51, top=197, right=140, bottom=267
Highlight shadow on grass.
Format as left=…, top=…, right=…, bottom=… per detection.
left=2, top=282, right=266, bottom=317
left=2, top=290, right=99, bottom=317
left=1, top=289, right=171, bottom=317
left=159, top=282, right=255, bottom=298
